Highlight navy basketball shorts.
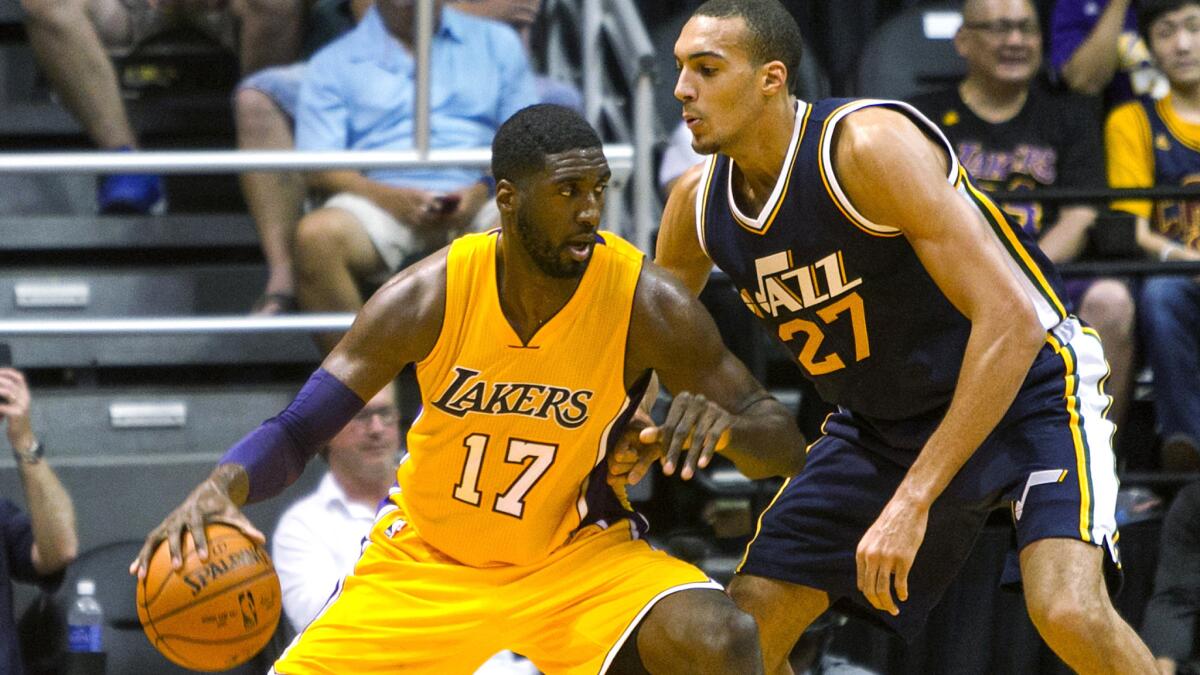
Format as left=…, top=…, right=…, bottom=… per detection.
left=737, top=317, right=1121, bottom=640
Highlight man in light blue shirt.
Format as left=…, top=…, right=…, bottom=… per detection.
left=293, top=0, right=538, bottom=351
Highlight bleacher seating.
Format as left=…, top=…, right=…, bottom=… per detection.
left=855, top=0, right=965, bottom=100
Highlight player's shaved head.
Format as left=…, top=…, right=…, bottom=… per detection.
left=692, top=0, right=803, bottom=92
left=492, top=104, right=603, bottom=186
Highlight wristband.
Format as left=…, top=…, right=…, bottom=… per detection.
left=1161, top=243, right=1183, bottom=261
left=220, top=368, right=365, bottom=503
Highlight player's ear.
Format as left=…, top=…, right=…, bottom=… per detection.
left=495, top=179, right=519, bottom=215
left=761, top=60, right=788, bottom=97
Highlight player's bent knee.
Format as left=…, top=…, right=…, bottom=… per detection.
left=1026, top=590, right=1109, bottom=643
left=637, top=591, right=763, bottom=674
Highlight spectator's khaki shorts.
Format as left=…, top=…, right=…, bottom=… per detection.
left=324, top=192, right=499, bottom=272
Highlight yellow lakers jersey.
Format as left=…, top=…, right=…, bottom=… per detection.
left=393, top=230, right=649, bottom=567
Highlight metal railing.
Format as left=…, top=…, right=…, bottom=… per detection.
left=543, top=0, right=660, bottom=252
left=0, top=146, right=641, bottom=237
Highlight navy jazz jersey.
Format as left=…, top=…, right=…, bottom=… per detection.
left=696, top=98, right=1071, bottom=423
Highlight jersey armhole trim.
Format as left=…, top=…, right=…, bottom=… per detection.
left=818, top=99, right=960, bottom=238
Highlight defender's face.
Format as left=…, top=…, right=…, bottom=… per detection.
left=957, top=0, right=1042, bottom=86
left=674, top=15, right=764, bottom=155
left=515, top=146, right=609, bottom=278
left=1148, top=5, right=1200, bottom=88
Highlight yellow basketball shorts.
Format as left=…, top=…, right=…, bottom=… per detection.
left=272, top=505, right=719, bottom=674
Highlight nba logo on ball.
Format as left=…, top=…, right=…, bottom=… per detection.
left=137, top=524, right=281, bottom=672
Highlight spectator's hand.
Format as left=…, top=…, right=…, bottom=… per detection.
left=453, top=0, right=541, bottom=29
left=440, top=181, right=492, bottom=232
left=128, top=466, right=265, bottom=578
left=607, top=408, right=661, bottom=488
left=374, top=186, right=443, bottom=230
left=0, top=368, right=34, bottom=450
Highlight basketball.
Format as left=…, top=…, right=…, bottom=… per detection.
left=136, top=523, right=281, bottom=672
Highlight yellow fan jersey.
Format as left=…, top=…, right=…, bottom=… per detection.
left=393, top=230, right=649, bottom=567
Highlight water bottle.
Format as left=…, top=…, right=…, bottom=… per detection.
left=65, top=578, right=106, bottom=675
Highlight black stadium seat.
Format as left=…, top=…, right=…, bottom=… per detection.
left=855, top=1, right=965, bottom=100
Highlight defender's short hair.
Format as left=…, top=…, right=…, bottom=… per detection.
left=491, top=104, right=603, bottom=185
left=693, top=0, right=804, bottom=92
left=1139, top=0, right=1200, bottom=45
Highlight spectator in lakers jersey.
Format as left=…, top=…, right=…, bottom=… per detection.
left=1106, top=0, right=1200, bottom=470
left=132, top=103, right=806, bottom=674
left=643, top=0, right=1156, bottom=671
left=910, top=0, right=1137, bottom=436
left=1050, top=0, right=1168, bottom=107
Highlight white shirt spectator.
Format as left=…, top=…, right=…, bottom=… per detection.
left=272, top=470, right=538, bottom=674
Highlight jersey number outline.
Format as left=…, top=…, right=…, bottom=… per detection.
left=453, top=433, right=557, bottom=518
left=777, top=291, right=871, bottom=375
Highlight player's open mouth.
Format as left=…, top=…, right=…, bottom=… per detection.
left=566, top=240, right=593, bottom=261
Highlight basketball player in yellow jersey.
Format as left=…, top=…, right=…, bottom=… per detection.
left=131, top=103, right=805, bottom=674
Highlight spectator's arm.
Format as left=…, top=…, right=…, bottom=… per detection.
left=1103, top=102, right=1200, bottom=260
left=272, top=511, right=344, bottom=632
left=0, top=369, right=77, bottom=574
left=1038, top=205, right=1097, bottom=262
left=1056, top=0, right=1133, bottom=96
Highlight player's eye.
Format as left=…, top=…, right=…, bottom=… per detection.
left=559, top=184, right=576, bottom=197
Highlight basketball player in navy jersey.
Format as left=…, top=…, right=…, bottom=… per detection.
left=622, top=0, right=1158, bottom=671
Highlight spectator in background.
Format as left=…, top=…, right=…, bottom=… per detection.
left=292, top=0, right=537, bottom=353
left=272, top=383, right=537, bottom=674
left=910, top=0, right=1137, bottom=432
left=236, top=0, right=547, bottom=317
left=1106, top=0, right=1200, bottom=470
left=453, top=0, right=583, bottom=111
left=0, top=367, right=78, bottom=675
left=1140, top=481, right=1200, bottom=674
left=19, top=0, right=305, bottom=214
left=1050, top=0, right=1168, bottom=106
left=237, top=0, right=373, bottom=316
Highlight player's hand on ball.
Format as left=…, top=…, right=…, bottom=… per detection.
left=855, top=498, right=929, bottom=616
left=647, top=391, right=732, bottom=481
left=608, top=408, right=662, bottom=488
left=129, top=465, right=265, bottom=579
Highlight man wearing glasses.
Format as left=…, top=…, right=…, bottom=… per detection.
left=909, top=0, right=1136, bottom=444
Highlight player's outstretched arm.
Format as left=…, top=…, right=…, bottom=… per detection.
left=655, top=163, right=714, bottom=296
left=626, top=260, right=805, bottom=482
left=833, top=107, right=1047, bottom=615
left=130, top=250, right=450, bottom=578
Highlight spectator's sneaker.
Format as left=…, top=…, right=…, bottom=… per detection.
left=97, top=173, right=167, bottom=215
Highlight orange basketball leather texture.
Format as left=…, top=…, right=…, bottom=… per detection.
left=136, top=524, right=281, bottom=672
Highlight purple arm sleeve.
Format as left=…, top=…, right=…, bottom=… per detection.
left=220, top=368, right=366, bottom=504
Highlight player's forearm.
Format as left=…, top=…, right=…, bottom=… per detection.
left=20, top=460, right=78, bottom=573
left=722, top=398, right=806, bottom=479
left=1060, top=0, right=1131, bottom=95
left=220, top=368, right=365, bottom=504
left=896, top=313, right=1045, bottom=508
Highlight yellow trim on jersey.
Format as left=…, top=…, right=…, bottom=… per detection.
left=736, top=412, right=833, bottom=573
left=1157, top=96, right=1200, bottom=154
left=962, top=172, right=1068, bottom=319
left=735, top=475, right=792, bottom=574
left=729, top=103, right=812, bottom=236
left=696, top=156, right=720, bottom=255
left=1047, top=333, right=1092, bottom=543
left=816, top=102, right=903, bottom=238
left=1106, top=100, right=1156, bottom=218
